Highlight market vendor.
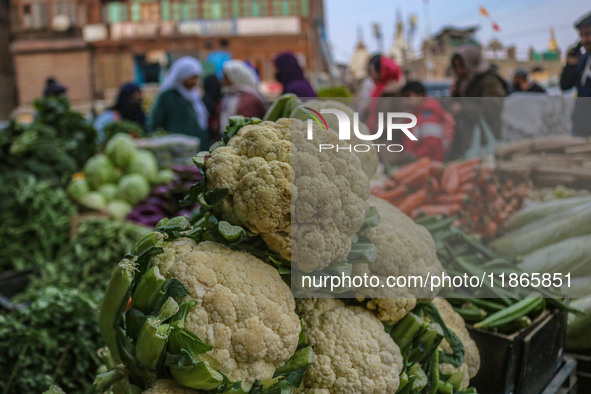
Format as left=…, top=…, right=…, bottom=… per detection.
left=560, top=11, right=591, bottom=136
left=148, top=57, right=210, bottom=149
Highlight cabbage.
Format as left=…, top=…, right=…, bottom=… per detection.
left=156, top=169, right=175, bottom=184
left=84, top=155, right=115, bottom=190
left=67, top=178, right=89, bottom=201
left=80, top=192, right=107, bottom=211
left=117, top=174, right=150, bottom=205
left=98, top=184, right=118, bottom=202
left=107, top=200, right=132, bottom=220
left=106, top=133, right=137, bottom=169
left=128, top=150, right=158, bottom=184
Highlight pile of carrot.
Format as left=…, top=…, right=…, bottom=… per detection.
left=371, top=157, right=529, bottom=238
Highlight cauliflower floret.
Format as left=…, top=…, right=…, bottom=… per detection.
left=432, top=298, right=481, bottom=388
left=354, top=196, right=444, bottom=323
left=143, top=379, right=200, bottom=394
left=205, top=118, right=369, bottom=272
left=295, top=298, right=403, bottom=393
left=151, top=239, right=301, bottom=389
left=291, top=100, right=379, bottom=179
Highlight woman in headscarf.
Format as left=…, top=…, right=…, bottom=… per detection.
left=148, top=56, right=210, bottom=149
left=217, top=60, right=267, bottom=136
left=274, top=52, right=316, bottom=98
left=449, top=46, right=508, bottom=158
left=366, top=54, right=405, bottom=133
left=450, top=46, right=508, bottom=98
left=93, top=82, right=145, bottom=142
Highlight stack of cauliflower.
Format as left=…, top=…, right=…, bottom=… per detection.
left=96, top=111, right=480, bottom=394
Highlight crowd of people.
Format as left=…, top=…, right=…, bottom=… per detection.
left=41, top=11, right=589, bottom=159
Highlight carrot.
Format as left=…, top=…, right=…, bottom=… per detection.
left=389, top=195, right=407, bottom=206
left=455, top=157, right=482, bottom=171
left=399, top=165, right=430, bottom=189
left=126, top=296, right=132, bottom=311
left=391, top=157, right=430, bottom=182
left=428, top=161, right=444, bottom=178
left=379, top=185, right=407, bottom=201
left=416, top=204, right=462, bottom=216
left=370, top=186, right=390, bottom=199
left=432, top=193, right=468, bottom=204
left=458, top=167, right=477, bottom=184
left=397, top=189, right=428, bottom=215
left=384, top=178, right=398, bottom=189
left=442, top=165, right=460, bottom=194
left=460, top=182, right=477, bottom=193
left=427, top=177, right=440, bottom=193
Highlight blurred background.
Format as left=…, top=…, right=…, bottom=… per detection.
left=0, top=0, right=585, bottom=123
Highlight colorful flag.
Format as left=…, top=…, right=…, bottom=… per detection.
left=479, top=5, right=489, bottom=17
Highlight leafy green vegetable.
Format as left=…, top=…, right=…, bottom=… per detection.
left=0, top=287, right=103, bottom=394
left=0, top=175, right=76, bottom=271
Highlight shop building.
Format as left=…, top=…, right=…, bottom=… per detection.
left=7, top=0, right=330, bottom=113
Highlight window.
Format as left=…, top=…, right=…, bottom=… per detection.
left=186, top=0, right=198, bottom=19
left=171, top=1, right=186, bottom=20
left=160, top=0, right=170, bottom=20
left=243, top=0, right=266, bottom=17
left=203, top=0, right=230, bottom=19
left=107, top=2, right=128, bottom=23
left=52, top=0, right=77, bottom=25
left=130, top=2, right=140, bottom=22
left=140, top=3, right=160, bottom=22
left=232, top=0, right=239, bottom=17
left=301, top=0, right=308, bottom=17
left=22, top=0, right=49, bottom=29
left=272, top=0, right=288, bottom=16
left=287, top=0, right=298, bottom=16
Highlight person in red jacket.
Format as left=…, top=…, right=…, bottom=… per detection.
left=400, top=81, right=446, bottom=162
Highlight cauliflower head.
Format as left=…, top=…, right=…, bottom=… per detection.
left=354, top=196, right=444, bottom=323
left=432, top=298, right=480, bottom=388
left=291, top=100, right=379, bottom=179
left=205, top=118, right=370, bottom=272
left=143, top=379, right=200, bottom=394
left=151, top=239, right=301, bottom=389
left=295, top=298, right=403, bottom=393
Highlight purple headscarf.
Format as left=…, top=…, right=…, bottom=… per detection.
left=274, top=52, right=316, bottom=98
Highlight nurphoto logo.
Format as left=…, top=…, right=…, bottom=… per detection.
left=303, top=108, right=418, bottom=153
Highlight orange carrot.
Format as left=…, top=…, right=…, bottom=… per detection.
left=391, top=157, right=430, bottom=182
left=427, top=177, right=440, bottom=193
left=384, top=178, right=398, bottom=189
left=371, top=186, right=390, bottom=199
left=379, top=185, right=407, bottom=201
left=460, top=182, right=477, bottom=193
left=397, top=189, right=428, bottom=215
left=432, top=193, right=468, bottom=204
left=456, top=157, right=482, bottom=171
left=442, top=165, right=460, bottom=194
left=389, top=195, right=407, bottom=206
left=428, top=161, right=444, bottom=178
left=416, top=203, right=462, bottom=216
left=458, top=167, right=477, bottom=184
left=399, top=164, right=430, bottom=189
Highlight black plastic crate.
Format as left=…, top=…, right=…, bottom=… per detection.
left=565, top=351, right=591, bottom=394
left=468, top=308, right=567, bottom=394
